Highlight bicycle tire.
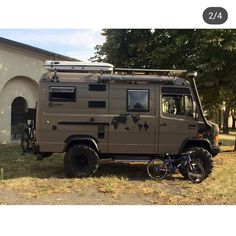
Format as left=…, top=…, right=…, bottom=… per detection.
left=147, top=158, right=168, bottom=180
left=187, top=161, right=205, bottom=183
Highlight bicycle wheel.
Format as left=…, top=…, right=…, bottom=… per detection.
left=187, top=161, right=205, bottom=183
left=147, top=158, right=168, bottom=180
left=21, top=128, right=30, bottom=153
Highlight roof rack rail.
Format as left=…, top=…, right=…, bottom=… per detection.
left=114, top=68, right=187, bottom=76
left=98, top=75, right=176, bottom=85
left=44, top=60, right=114, bottom=73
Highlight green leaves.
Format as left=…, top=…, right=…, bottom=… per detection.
left=92, top=29, right=236, bottom=114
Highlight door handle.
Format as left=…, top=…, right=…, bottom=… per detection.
left=160, top=123, right=167, bottom=127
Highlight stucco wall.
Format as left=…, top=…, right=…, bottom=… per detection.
left=0, top=44, right=48, bottom=143
left=0, top=45, right=48, bottom=93
left=0, top=77, right=38, bottom=143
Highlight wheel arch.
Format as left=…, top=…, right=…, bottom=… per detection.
left=63, top=135, right=100, bottom=154
left=179, top=138, right=212, bottom=154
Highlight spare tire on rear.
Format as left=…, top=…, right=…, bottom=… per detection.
left=64, top=145, right=99, bottom=178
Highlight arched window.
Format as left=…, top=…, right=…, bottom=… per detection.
left=11, top=97, right=28, bottom=140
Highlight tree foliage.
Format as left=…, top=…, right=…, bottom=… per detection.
left=92, top=29, right=236, bottom=132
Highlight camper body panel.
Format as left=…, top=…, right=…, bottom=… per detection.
left=36, top=77, right=109, bottom=153
left=108, top=83, right=156, bottom=154
left=36, top=72, right=199, bottom=156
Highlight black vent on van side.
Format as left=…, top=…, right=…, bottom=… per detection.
left=88, top=101, right=106, bottom=108
left=89, top=84, right=106, bottom=91
left=162, top=87, right=191, bottom=95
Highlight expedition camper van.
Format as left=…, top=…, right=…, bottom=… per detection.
left=30, top=60, right=220, bottom=180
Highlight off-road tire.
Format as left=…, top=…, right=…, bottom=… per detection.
left=64, top=145, right=99, bottom=178
left=179, top=147, right=213, bottom=180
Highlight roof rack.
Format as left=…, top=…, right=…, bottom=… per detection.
left=44, top=60, right=187, bottom=77
left=44, top=60, right=114, bottom=73
left=114, top=68, right=187, bottom=76
left=98, top=75, right=176, bottom=85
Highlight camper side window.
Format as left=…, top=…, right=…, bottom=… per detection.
left=127, top=89, right=149, bottom=112
left=49, top=86, right=76, bottom=102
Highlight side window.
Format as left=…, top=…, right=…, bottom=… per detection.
left=127, top=89, right=149, bottom=112
left=162, top=95, right=193, bottom=117
left=49, top=86, right=76, bottom=102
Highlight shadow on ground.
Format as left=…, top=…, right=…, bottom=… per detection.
left=0, top=144, right=186, bottom=181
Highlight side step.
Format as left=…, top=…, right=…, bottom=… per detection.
left=100, top=155, right=153, bottom=163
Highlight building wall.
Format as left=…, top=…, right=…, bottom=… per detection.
left=0, top=44, right=49, bottom=143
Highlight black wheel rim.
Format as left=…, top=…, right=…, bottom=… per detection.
left=74, top=155, right=89, bottom=169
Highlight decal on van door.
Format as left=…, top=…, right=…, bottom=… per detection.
left=111, top=114, right=149, bottom=131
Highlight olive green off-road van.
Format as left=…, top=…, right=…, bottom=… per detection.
left=33, top=61, right=220, bottom=179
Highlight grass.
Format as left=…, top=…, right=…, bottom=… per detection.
left=0, top=144, right=235, bottom=204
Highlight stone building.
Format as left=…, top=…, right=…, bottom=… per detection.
left=0, top=37, right=76, bottom=143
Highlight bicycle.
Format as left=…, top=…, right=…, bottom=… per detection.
left=147, top=152, right=206, bottom=183
left=21, top=108, right=36, bottom=154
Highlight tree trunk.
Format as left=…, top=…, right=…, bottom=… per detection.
left=234, top=135, right=236, bottom=151
left=218, top=109, right=222, bottom=129
left=222, top=107, right=230, bottom=134
left=232, top=117, right=236, bottom=130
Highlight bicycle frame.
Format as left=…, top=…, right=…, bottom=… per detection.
left=163, top=153, right=192, bottom=173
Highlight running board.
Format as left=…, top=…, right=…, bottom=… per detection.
left=111, top=155, right=152, bottom=163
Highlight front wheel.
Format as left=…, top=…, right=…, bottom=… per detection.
left=179, top=147, right=213, bottom=180
left=147, top=158, right=168, bottom=180
left=187, top=161, right=205, bottom=183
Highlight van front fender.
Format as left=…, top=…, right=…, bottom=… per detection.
left=179, top=138, right=212, bottom=154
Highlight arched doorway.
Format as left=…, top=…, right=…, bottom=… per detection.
left=11, top=97, right=28, bottom=140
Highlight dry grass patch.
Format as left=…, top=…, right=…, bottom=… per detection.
left=0, top=144, right=235, bottom=204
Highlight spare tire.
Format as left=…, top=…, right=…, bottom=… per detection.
left=179, top=147, right=213, bottom=179
left=64, top=145, right=99, bottom=178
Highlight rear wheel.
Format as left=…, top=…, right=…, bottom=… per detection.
left=64, top=145, right=99, bottom=178
left=147, top=158, right=168, bottom=180
left=187, top=161, right=205, bottom=183
left=179, top=147, right=213, bottom=179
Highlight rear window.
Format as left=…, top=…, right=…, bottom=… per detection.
left=49, top=86, right=76, bottom=102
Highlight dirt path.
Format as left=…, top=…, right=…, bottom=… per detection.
left=0, top=179, right=178, bottom=205
left=0, top=145, right=235, bottom=205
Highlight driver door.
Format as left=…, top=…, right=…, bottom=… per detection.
left=158, top=86, right=198, bottom=154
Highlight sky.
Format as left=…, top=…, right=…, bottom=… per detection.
left=0, top=29, right=105, bottom=61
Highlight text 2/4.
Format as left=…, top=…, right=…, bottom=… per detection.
left=203, top=7, right=228, bottom=25
left=208, top=11, right=222, bottom=20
